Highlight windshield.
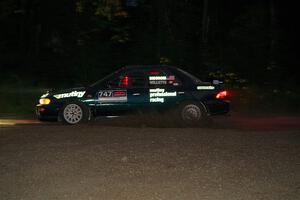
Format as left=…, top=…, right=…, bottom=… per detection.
left=90, top=68, right=123, bottom=88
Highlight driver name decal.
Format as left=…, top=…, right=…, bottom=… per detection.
left=149, top=75, right=176, bottom=85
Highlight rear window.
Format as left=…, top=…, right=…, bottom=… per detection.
left=176, top=68, right=202, bottom=83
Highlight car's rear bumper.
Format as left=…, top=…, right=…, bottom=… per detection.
left=205, top=100, right=230, bottom=115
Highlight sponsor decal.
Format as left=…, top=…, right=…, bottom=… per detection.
left=149, top=88, right=164, bottom=93
left=150, top=97, right=164, bottom=103
left=98, top=90, right=127, bottom=102
left=197, top=86, right=215, bottom=90
left=54, top=91, right=86, bottom=99
left=113, top=90, right=126, bottom=97
left=149, top=91, right=177, bottom=97
left=149, top=88, right=177, bottom=103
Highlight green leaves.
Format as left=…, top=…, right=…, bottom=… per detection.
left=209, top=70, right=247, bottom=88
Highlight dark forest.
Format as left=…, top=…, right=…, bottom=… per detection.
left=0, top=0, right=299, bottom=113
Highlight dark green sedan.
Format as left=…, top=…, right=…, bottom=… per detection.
left=36, top=65, right=230, bottom=125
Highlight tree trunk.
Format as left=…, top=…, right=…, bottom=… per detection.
left=201, top=0, right=209, bottom=64
left=269, top=0, right=277, bottom=70
left=18, top=0, right=27, bottom=52
left=202, top=0, right=209, bottom=44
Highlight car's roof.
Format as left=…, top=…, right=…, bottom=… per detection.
left=123, top=65, right=178, bottom=70
left=122, top=65, right=202, bottom=84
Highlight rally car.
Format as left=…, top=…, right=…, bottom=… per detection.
left=36, top=65, right=230, bottom=125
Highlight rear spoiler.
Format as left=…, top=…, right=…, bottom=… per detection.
left=212, top=79, right=225, bottom=90
left=212, top=79, right=223, bottom=85
left=196, top=79, right=224, bottom=90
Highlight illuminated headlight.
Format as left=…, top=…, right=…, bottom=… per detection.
left=39, top=98, right=51, bottom=105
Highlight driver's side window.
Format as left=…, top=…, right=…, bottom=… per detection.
left=118, top=75, right=147, bottom=88
left=107, top=77, right=122, bottom=88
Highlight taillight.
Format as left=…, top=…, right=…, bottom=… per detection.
left=216, top=90, right=228, bottom=99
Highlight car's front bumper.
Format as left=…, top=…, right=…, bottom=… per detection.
left=36, top=104, right=60, bottom=121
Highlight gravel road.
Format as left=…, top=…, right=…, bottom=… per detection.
left=0, top=115, right=299, bottom=200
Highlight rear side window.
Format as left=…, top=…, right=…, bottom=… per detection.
left=118, top=68, right=184, bottom=88
left=131, top=76, right=147, bottom=87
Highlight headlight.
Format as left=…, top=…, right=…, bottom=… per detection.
left=39, top=98, right=51, bottom=105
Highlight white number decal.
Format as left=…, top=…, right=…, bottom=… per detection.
left=99, top=91, right=113, bottom=97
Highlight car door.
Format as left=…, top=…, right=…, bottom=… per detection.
left=123, top=71, right=149, bottom=112
left=147, top=69, right=185, bottom=110
left=94, top=74, right=129, bottom=116
left=125, top=70, right=183, bottom=112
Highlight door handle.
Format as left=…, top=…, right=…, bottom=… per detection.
left=132, top=93, right=141, bottom=96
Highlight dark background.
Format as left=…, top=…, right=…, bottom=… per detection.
left=0, top=0, right=299, bottom=113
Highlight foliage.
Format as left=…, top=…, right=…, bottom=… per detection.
left=208, top=70, right=247, bottom=88
left=230, top=86, right=300, bottom=113
left=0, top=84, right=46, bottom=114
left=0, top=0, right=297, bottom=89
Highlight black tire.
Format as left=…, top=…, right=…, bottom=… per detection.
left=60, top=101, right=90, bottom=125
left=177, top=101, right=207, bottom=127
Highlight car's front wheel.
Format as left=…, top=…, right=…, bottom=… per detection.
left=60, top=101, right=89, bottom=125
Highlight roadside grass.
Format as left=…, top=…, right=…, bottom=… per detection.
left=0, top=85, right=47, bottom=116
left=230, top=86, right=300, bottom=115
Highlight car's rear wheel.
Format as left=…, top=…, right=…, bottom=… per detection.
left=178, top=102, right=207, bottom=126
left=60, top=101, right=89, bottom=125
